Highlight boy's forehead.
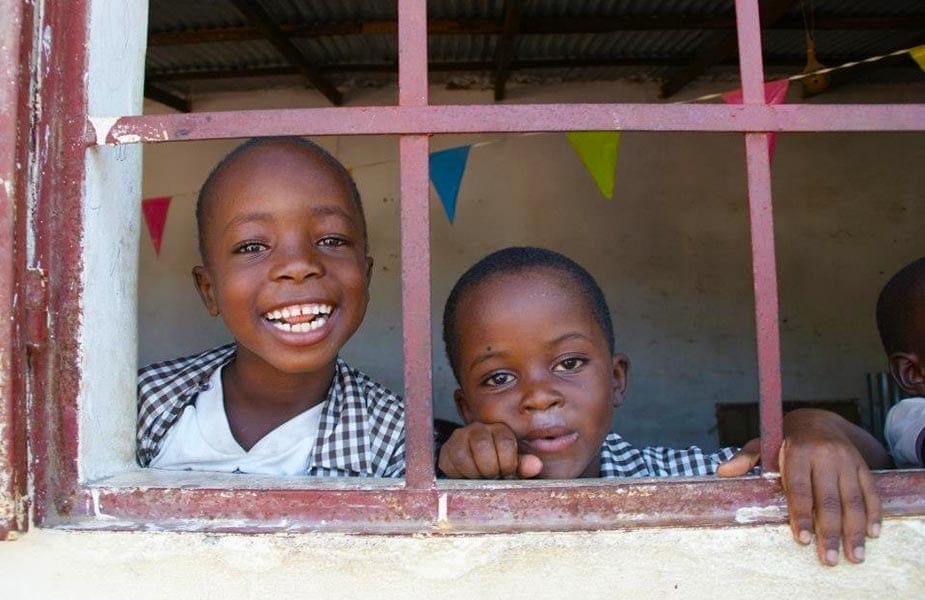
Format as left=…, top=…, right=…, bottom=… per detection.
left=205, top=143, right=356, bottom=218
left=471, top=267, right=577, bottom=303
left=215, top=143, right=340, bottom=191
left=463, top=268, right=593, bottom=328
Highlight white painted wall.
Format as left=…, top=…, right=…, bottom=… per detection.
left=2, top=522, right=923, bottom=599
left=80, top=1, right=146, bottom=479
left=139, top=81, right=925, bottom=449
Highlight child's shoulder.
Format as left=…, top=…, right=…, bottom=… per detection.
left=333, top=358, right=404, bottom=419
left=138, top=343, right=236, bottom=396
left=885, top=397, right=925, bottom=467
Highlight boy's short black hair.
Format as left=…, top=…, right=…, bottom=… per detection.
left=195, top=136, right=366, bottom=259
left=442, top=246, right=616, bottom=380
left=876, top=257, right=925, bottom=355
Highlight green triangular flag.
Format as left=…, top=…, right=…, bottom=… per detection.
left=566, top=131, right=621, bottom=199
left=911, top=45, right=925, bottom=72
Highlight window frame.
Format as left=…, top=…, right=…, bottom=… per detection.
left=8, top=0, right=925, bottom=536
left=0, top=0, right=31, bottom=539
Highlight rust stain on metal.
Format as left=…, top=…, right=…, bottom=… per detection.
left=27, top=0, right=90, bottom=527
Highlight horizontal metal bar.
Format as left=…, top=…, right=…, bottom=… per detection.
left=89, top=104, right=925, bottom=145
left=43, top=471, right=925, bottom=535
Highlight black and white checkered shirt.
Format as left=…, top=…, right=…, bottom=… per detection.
left=137, top=344, right=405, bottom=477
left=599, top=432, right=737, bottom=477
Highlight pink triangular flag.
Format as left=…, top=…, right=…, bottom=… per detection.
left=722, top=79, right=790, bottom=161
left=142, top=196, right=172, bottom=256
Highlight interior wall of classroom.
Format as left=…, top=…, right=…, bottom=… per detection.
left=139, top=80, right=925, bottom=448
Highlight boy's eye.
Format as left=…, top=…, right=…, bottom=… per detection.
left=318, top=236, right=350, bottom=248
left=234, top=241, right=268, bottom=254
left=553, top=357, right=586, bottom=372
left=482, top=372, right=515, bottom=387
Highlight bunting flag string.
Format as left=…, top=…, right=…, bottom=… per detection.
left=566, top=131, right=621, bottom=200
left=722, top=78, right=790, bottom=161
left=675, top=44, right=924, bottom=104
left=428, top=145, right=471, bottom=223
left=142, top=196, right=172, bottom=256
left=911, top=45, right=925, bottom=72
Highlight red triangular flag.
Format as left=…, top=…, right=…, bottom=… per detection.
left=142, top=196, right=172, bottom=256
left=722, top=79, right=790, bottom=161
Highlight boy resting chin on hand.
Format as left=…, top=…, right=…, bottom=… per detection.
left=438, top=246, right=890, bottom=566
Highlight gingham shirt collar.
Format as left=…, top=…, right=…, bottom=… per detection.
left=599, top=432, right=737, bottom=478
left=137, top=344, right=405, bottom=477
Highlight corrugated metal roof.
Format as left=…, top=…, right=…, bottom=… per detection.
left=764, top=29, right=925, bottom=61
left=515, top=30, right=721, bottom=60
left=523, top=0, right=735, bottom=18
left=145, top=0, right=925, bottom=102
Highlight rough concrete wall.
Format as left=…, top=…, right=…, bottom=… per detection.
left=138, top=81, right=925, bottom=449
left=1, top=521, right=923, bottom=599
left=79, top=0, right=146, bottom=479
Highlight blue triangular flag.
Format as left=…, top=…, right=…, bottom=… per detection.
left=429, top=145, right=471, bottom=223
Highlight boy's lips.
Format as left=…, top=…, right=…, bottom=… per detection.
left=520, top=427, right=579, bottom=454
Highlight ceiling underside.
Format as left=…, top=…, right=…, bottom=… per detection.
left=144, top=1, right=925, bottom=111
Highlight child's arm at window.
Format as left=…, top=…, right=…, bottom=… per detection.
left=718, top=408, right=891, bottom=566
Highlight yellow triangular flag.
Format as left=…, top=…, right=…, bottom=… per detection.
left=566, top=131, right=621, bottom=200
left=911, top=45, right=925, bottom=72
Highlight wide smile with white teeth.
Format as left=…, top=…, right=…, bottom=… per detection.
left=263, top=303, right=334, bottom=333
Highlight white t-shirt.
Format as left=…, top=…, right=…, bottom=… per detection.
left=150, top=367, right=324, bottom=475
left=884, top=397, right=925, bottom=468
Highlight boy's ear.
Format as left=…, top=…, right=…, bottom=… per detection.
left=192, top=266, right=220, bottom=317
left=453, top=388, right=474, bottom=424
left=889, top=351, right=925, bottom=396
left=610, top=353, right=630, bottom=408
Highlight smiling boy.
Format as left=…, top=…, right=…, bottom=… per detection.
left=439, top=246, right=890, bottom=565
left=137, top=138, right=404, bottom=477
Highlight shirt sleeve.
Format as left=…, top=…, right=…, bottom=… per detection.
left=885, top=398, right=925, bottom=468
left=639, top=444, right=739, bottom=477
left=382, top=437, right=406, bottom=478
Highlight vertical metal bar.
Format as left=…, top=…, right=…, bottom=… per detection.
left=865, top=373, right=876, bottom=441
left=743, top=133, right=783, bottom=472
left=398, top=0, right=428, bottom=107
left=877, top=372, right=888, bottom=437
left=735, top=0, right=783, bottom=471
left=399, top=135, right=434, bottom=488
left=397, top=0, right=435, bottom=488
left=0, top=0, right=28, bottom=538
left=29, top=0, right=91, bottom=523
left=734, top=0, right=766, bottom=104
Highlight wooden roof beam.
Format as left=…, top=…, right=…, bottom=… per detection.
left=492, top=0, right=527, bottom=101
left=147, top=15, right=925, bottom=47
left=659, top=0, right=800, bottom=99
left=144, top=83, right=191, bottom=112
left=227, top=0, right=342, bottom=105
left=147, top=52, right=924, bottom=83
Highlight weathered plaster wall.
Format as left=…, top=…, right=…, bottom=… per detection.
left=79, top=0, right=145, bottom=479
left=1, top=521, right=923, bottom=599
left=138, top=81, right=925, bottom=448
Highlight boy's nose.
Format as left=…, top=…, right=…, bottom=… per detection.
left=520, top=376, right=563, bottom=412
left=270, top=244, right=325, bottom=282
